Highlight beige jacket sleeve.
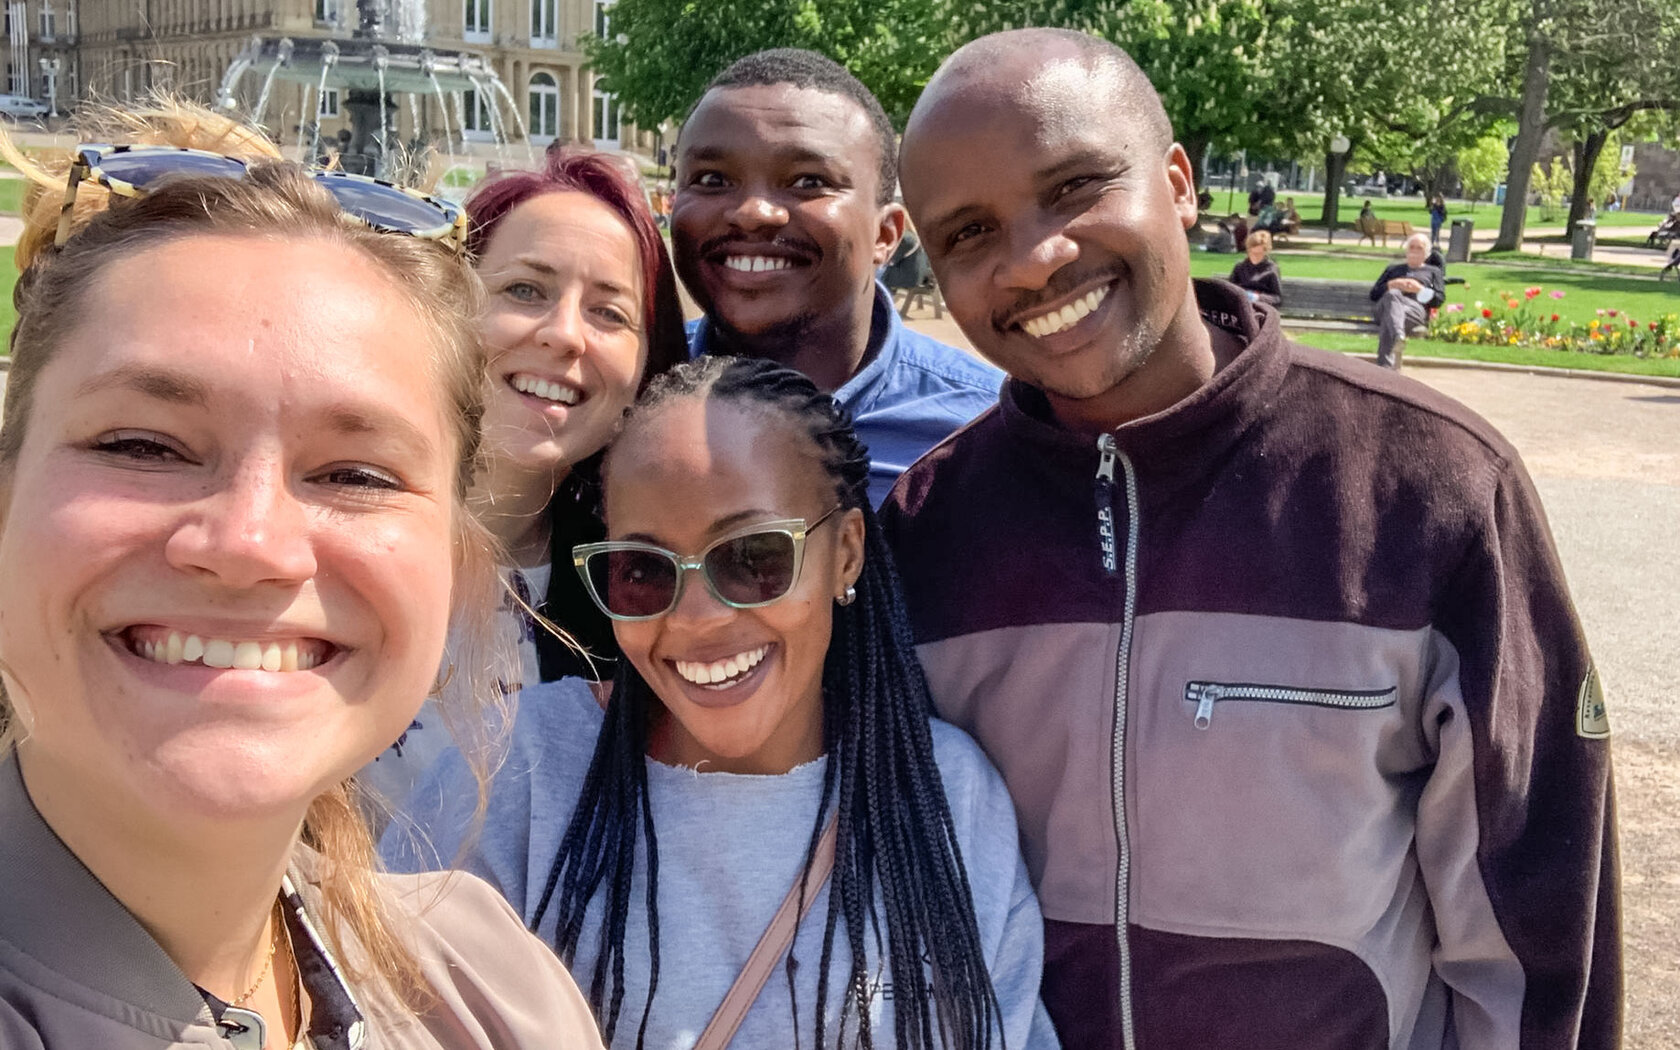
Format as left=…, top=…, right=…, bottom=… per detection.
left=379, top=870, right=605, bottom=1050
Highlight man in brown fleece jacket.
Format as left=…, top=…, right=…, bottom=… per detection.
left=883, top=27, right=1621, bottom=1050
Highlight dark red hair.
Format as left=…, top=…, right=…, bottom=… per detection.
left=464, top=148, right=688, bottom=391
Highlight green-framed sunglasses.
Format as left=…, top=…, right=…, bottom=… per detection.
left=55, top=144, right=467, bottom=252
left=573, top=506, right=845, bottom=621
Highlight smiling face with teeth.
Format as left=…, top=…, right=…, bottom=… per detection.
left=602, top=397, right=864, bottom=775
left=476, top=190, right=648, bottom=492
left=0, top=234, right=461, bottom=826
left=902, top=43, right=1218, bottom=432
left=673, top=83, right=905, bottom=390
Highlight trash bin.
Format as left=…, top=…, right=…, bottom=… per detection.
left=1572, top=220, right=1596, bottom=261
left=1447, top=219, right=1474, bottom=263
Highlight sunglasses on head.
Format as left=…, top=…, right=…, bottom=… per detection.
left=573, top=506, right=845, bottom=622
left=55, top=144, right=467, bottom=252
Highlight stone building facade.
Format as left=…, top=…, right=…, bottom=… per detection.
left=1627, top=141, right=1680, bottom=213
left=0, top=0, right=661, bottom=159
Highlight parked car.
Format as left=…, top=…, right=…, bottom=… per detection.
left=0, top=95, right=49, bottom=120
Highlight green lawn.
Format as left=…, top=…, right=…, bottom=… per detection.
left=1249, top=190, right=1661, bottom=232
left=0, top=178, right=24, bottom=216
left=1284, top=329, right=1680, bottom=379
left=1195, top=248, right=1680, bottom=378
left=1191, top=250, right=1680, bottom=327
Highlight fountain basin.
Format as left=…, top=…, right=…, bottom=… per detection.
left=221, top=36, right=499, bottom=97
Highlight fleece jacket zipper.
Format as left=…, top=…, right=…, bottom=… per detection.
left=1096, top=432, right=1138, bottom=1048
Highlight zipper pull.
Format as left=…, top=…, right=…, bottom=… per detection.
left=1094, top=434, right=1118, bottom=575
left=1095, top=433, right=1117, bottom=483
left=1191, top=683, right=1222, bottom=730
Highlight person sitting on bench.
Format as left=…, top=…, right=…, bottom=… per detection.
left=1230, top=230, right=1282, bottom=307
left=1369, top=232, right=1445, bottom=370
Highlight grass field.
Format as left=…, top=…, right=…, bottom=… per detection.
left=1234, top=190, right=1663, bottom=232
left=1191, top=249, right=1680, bottom=378
left=1283, top=328, right=1680, bottom=379
left=1190, top=250, right=1680, bottom=326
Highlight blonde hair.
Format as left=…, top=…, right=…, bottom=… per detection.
left=1245, top=230, right=1272, bottom=252
left=0, top=104, right=508, bottom=1011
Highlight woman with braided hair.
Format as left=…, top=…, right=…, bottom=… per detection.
left=386, top=355, right=1057, bottom=1050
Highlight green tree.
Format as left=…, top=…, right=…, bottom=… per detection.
left=1091, top=0, right=1275, bottom=190
left=1456, top=133, right=1508, bottom=208
left=1219, top=0, right=1513, bottom=228
left=1489, top=0, right=1679, bottom=249
left=581, top=0, right=946, bottom=130
left=1530, top=157, right=1569, bottom=221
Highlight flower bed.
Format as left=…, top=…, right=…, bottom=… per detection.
left=1429, top=286, right=1680, bottom=358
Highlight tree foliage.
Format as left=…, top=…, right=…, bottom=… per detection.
left=585, top=0, right=1515, bottom=235
left=1456, top=133, right=1508, bottom=204
left=581, top=0, right=949, bottom=128
left=1490, top=0, right=1680, bottom=248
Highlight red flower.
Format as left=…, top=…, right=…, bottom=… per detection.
left=1651, top=322, right=1659, bottom=331
left=1551, top=313, right=1560, bottom=322
left=1525, top=287, right=1541, bottom=299
left=1630, top=319, right=1638, bottom=329
left=1481, top=308, right=1493, bottom=318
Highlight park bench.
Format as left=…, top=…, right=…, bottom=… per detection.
left=1275, top=276, right=1446, bottom=342
left=1354, top=215, right=1414, bottom=247
left=882, top=236, right=945, bottom=319
left=1277, top=277, right=1377, bottom=331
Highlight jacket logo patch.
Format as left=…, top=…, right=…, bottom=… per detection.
left=1097, top=505, right=1117, bottom=572
left=1576, top=665, right=1609, bottom=739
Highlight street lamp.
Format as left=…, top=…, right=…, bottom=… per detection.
left=38, top=56, right=60, bottom=119
left=1327, top=134, right=1350, bottom=242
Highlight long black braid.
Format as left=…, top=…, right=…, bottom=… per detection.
left=530, top=355, right=1002, bottom=1049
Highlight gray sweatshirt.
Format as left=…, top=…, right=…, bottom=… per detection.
left=383, top=678, right=1060, bottom=1050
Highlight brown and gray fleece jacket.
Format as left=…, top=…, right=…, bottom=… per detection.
left=880, top=280, right=1620, bottom=1050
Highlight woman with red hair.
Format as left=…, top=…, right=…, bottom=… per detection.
left=366, top=150, right=688, bottom=806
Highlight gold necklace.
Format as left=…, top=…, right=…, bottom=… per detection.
left=227, top=899, right=282, bottom=1008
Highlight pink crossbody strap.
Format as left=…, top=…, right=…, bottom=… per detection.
left=693, top=812, right=841, bottom=1050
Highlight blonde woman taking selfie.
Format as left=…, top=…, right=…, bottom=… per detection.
left=0, top=113, right=602, bottom=1049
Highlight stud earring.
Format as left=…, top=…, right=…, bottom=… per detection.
left=837, top=585, right=857, bottom=607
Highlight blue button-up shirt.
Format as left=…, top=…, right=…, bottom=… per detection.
left=688, top=283, right=1003, bottom=507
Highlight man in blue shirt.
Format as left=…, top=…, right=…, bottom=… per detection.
left=672, top=48, right=1001, bottom=506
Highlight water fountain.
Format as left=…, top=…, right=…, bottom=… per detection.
left=215, top=0, right=529, bottom=180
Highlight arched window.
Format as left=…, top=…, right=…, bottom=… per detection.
left=528, top=72, right=558, bottom=142
left=530, top=0, right=556, bottom=46
left=592, top=85, right=619, bottom=148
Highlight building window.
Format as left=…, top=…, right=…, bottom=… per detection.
left=38, top=5, right=54, bottom=38
left=529, top=71, right=558, bottom=140
left=461, top=87, right=493, bottom=137
left=592, top=86, right=619, bottom=145
left=314, top=0, right=342, bottom=25
left=593, top=0, right=610, bottom=37
left=529, top=0, right=556, bottom=46
left=319, top=87, right=340, bottom=118
left=463, top=0, right=490, bottom=41
left=63, top=2, right=74, bottom=35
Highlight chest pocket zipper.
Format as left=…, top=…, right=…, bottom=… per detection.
left=1186, top=681, right=1398, bottom=730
